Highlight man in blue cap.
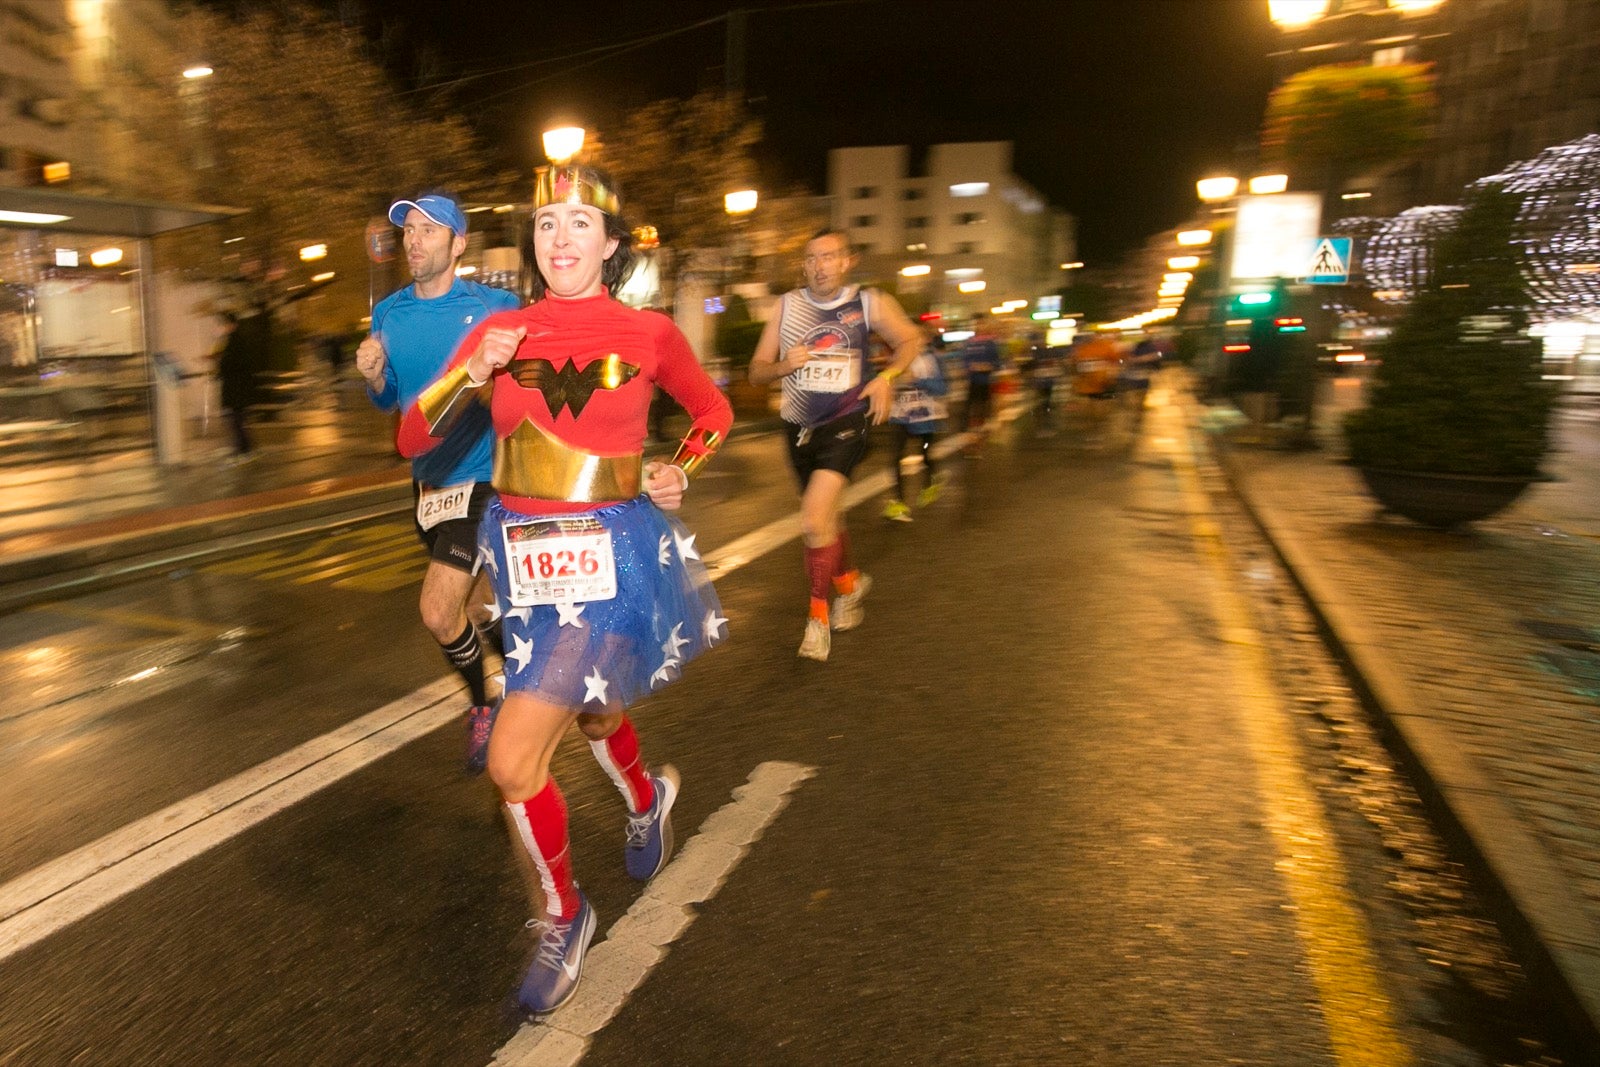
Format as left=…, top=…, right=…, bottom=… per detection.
left=356, top=191, right=521, bottom=772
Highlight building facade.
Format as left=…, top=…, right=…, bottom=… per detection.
left=827, top=142, right=1075, bottom=321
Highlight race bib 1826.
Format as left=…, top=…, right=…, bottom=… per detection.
left=502, top=517, right=617, bottom=606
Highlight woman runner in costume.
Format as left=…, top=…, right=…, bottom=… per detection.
left=396, top=165, right=732, bottom=1017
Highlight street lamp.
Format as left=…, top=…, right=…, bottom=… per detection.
left=1249, top=173, right=1289, bottom=195
left=724, top=189, right=758, bottom=215
left=1268, top=0, right=1330, bottom=28
left=542, top=126, right=585, bottom=165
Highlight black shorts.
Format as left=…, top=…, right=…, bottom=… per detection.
left=411, top=480, right=495, bottom=573
left=784, top=410, right=871, bottom=489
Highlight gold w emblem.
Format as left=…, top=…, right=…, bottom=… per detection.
left=508, top=353, right=641, bottom=418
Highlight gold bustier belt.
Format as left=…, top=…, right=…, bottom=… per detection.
left=495, top=419, right=642, bottom=502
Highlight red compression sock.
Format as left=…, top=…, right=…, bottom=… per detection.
left=506, top=780, right=581, bottom=919
left=589, top=715, right=653, bottom=814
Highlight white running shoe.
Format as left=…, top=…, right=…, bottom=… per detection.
left=831, top=574, right=872, bottom=631
left=798, top=617, right=831, bottom=661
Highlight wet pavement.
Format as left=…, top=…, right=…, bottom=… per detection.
left=1197, top=378, right=1600, bottom=1054
left=4, top=370, right=1600, bottom=1054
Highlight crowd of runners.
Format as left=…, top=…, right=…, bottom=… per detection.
left=359, top=170, right=1165, bottom=1019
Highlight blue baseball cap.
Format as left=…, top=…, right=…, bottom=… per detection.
left=387, top=194, right=467, bottom=236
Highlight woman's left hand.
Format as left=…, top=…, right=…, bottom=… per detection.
left=643, top=461, right=688, bottom=510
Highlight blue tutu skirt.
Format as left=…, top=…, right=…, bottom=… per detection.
left=478, top=495, right=726, bottom=711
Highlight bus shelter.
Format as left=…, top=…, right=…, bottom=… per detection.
left=0, top=186, right=242, bottom=463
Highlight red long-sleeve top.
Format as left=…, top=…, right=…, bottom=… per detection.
left=397, top=292, right=732, bottom=515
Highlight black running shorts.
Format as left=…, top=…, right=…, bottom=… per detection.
left=410, top=480, right=495, bottom=573
left=784, top=409, right=871, bottom=489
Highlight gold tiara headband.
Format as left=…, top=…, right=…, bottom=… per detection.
left=534, top=167, right=621, bottom=215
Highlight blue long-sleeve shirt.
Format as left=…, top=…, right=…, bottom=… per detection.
left=367, top=278, right=520, bottom=487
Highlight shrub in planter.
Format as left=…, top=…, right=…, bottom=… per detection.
left=1344, top=183, right=1555, bottom=481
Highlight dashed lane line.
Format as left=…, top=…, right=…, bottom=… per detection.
left=488, top=761, right=818, bottom=1067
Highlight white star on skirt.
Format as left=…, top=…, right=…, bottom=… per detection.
left=556, top=601, right=586, bottom=628
left=661, top=622, right=690, bottom=660
left=704, top=610, right=728, bottom=643
left=506, top=633, right=534, bottom=673
left=583, top=666, right=610, bottom=705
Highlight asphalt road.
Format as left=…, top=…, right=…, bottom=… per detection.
left=0, top=389, right=1570, bottom=1066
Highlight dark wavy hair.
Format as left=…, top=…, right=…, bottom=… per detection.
left=529, top=165, right=636, bottom=301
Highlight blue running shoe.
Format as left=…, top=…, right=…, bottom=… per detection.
left=624, top=765, right=680, bottom=881
left=464, top=704, right=497, bottom=776
left=518, top=894, right=596, bottom=1017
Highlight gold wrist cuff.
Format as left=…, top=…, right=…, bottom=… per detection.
left=416, top=363, right=489, bottom=437
left=670, top=427, right=724, bottom=479
left=496, top=419, right=642, bottom=502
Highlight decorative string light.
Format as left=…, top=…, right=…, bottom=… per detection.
left=1364, top=205, right=1463, bottom=303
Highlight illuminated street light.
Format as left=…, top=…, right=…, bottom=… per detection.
left=1196, top=176, right=1239, bottom=203
left=1389, top=0, right=1444, bottom=12
left=89, top=247, right=123, bottom=267
left=1059, top=261, right=1084, bottom=270
left=542, top=126, right=585, bottom=165
left=0, top=209, right=70, bottom=225
left=1268, top=0, right=1330, bottom=28
left=1176, top=229, right=1213, bottom=247
left=298, top=243, right=328, bottom=262
left=182, top=64, right=213, bottom=79
left=900, top=264, right=931, bottom=277
left=1163, top=272, right=1194, bottom=283
left=957, top=280, right=987, bottom=294
left=1168, top=255, right=1201, bottom=270
left=724, top=189, right=758, bottom=215
left=1249, top=173, right=1289, bottom=195
left=311, top=271, right=336, bottom=283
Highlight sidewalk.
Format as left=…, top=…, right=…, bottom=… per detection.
left=0, top=385, right=780, bottom=601
left=1200, top=394, right=1600, bottom=1054
left=0, top=385, right=413, bottom=597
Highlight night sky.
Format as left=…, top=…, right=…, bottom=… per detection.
left=360, top=0, right=1280, bottom=265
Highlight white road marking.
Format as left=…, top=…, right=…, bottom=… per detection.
left=0, top=676, right=464, bottom=961
left=489, top=761, right=817, bottom=1067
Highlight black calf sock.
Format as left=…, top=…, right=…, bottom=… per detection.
left=440, top=622, right=488, bottom=706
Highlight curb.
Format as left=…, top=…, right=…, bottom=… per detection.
left=1200, top=429, right=1600, bottom=1062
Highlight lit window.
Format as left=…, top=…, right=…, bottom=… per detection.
left=950, top=182, right=990, bottom=198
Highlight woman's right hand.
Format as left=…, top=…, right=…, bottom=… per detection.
left=469, top=326, right=527, bottom=381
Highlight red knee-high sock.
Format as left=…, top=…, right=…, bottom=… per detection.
left=833, top=526, right=858, bottom=595
left=589, top=715, right=652, bottom=814
left=804, top=539, right=841, bottom=619
left=506, top=780, right=580, bottom=919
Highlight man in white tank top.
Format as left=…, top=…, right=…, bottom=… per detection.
left=748, top=228, right=921, bottom=661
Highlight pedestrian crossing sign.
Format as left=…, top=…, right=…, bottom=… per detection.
left=1303, top=237, right=1352, bottom=284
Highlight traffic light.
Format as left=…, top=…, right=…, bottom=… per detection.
left=1274, top=317, right=1306, bottom=333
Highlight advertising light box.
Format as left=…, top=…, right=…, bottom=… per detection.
left=1230, top=193, right=1321, bottom=281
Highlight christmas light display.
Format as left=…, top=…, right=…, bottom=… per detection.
left=1472, top=134, right=1600, bottom=322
